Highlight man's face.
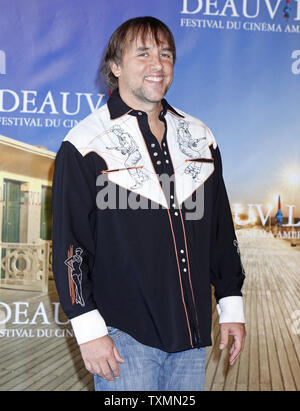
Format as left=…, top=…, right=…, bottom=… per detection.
left=110, top=30, right=174, bottom=109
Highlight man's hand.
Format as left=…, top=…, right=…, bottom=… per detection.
left=219, top=322, right=246, bottom=366
left=79, top=335, right=125, bottom=381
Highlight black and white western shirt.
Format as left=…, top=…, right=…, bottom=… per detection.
left=52, top=90, right=245, bottom=352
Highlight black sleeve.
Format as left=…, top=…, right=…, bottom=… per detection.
left=52, top=141, right=98, bottom=319
left=210, top=146, right=245, bottom=303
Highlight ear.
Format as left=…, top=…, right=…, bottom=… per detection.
left=110, top=60, right=121, bottom=78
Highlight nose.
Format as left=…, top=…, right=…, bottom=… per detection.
left=150, top=53, right=163, bottom=71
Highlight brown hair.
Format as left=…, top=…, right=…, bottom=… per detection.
left=100, top=16, right=176, bottom=90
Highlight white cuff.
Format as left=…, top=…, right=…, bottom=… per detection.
left=217, top=296, right=245, bottom=323
left=70, top=309, right=108, bottom=345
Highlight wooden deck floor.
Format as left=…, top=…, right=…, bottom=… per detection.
left=0, top=228, right=299, bottom=391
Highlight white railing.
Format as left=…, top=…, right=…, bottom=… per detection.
left=0, top=241, right=52, bottom=292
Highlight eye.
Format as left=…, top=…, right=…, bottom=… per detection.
left=161, top=52, right=172, bottom=59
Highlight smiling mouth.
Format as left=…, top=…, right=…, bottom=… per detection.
left=144, top=76, right=164, bottom=83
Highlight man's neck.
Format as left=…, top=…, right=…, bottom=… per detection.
left=118, top=90, right=162, bottom=123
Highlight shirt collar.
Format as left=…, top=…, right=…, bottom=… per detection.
left=107, top=89, right=184, bottom=120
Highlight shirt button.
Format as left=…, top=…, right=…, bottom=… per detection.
left=182, top=258, right=186, bottom=263
left=165, top=160, right=169, bottom=164
left=138, top=111, right=143, bottom=116
left=156, top=160, right=161, bottom=165
left=180, top=249, right=185, bottom=254
left=170, top=195, right=174, bottom=200
left=153, top=152, right=158, bottom=157
left=162, top=142, right=166, bottom=147
left=183, top=268, right=187, bottom=272
left=174, top=211, right=178, bottom=216
left=151, top=143, right=155, bottom=148
left=172, top=203, right=176, bottom=208
left=164, top=151, right=167, bottom=155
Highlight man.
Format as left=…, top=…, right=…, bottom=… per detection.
left=52, top=16, right=246, bottom=391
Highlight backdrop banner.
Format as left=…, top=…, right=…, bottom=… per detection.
left=0, top=0, right=299, bottom=392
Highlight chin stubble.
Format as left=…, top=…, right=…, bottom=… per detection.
left=129, top=82, right=171, bottom=104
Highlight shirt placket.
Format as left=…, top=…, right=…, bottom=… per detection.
left=135, top=110, right=201, bottom=348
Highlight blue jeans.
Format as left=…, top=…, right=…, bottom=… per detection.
left=94, top=327, right=206, bottom=391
